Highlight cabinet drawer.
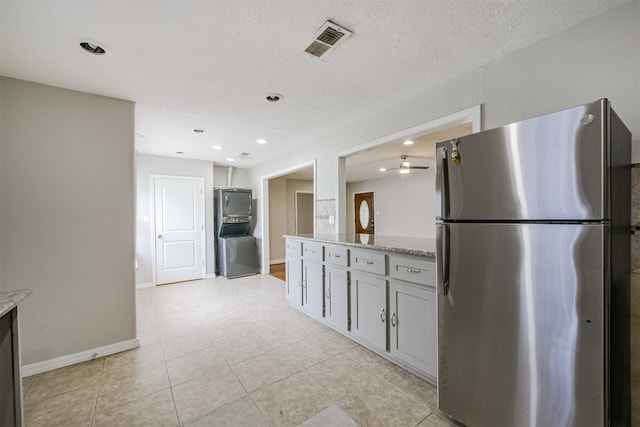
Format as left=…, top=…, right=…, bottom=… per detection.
left=352, top=249, right=386, bottom=275
left=325, top=244, right=349, bottom=267
left=286, top=239, right=302, bottom=257
left=302, top=241, right=323, bottom=261
left=389, top=255, right=435, bottom=285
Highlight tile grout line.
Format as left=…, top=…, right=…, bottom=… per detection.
left=154, top=288, right=183, bottom=427
left=89, top=357, right=106, bottom=427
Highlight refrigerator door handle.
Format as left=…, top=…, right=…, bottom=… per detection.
left=435, top=146, right=449, bottom=220
left=436, top=223, right=450, bottom=295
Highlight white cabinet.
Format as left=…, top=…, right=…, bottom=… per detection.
left=389, top=280, right=437, bottom=377
left=286, top=254, right=303, bottom=309
left=284, top=237, right=437, bottom=383
left=324, top=265, right=349, bottom=333
left=350, top=272, right=387, bottom=350
left=302, top=259, right=324, bottom=319
left=299, top=241, right=324, bottom=319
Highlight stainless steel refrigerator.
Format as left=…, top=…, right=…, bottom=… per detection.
left=435, top=99, right=630, bottom=426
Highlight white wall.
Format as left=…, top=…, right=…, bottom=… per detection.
left=347, top=160, right=435, bottom=237
left=0, top=77, right=135, bottom=365
left=247, top=3, right=639, bottom=247
left=135, top=154, right=215, bottom=285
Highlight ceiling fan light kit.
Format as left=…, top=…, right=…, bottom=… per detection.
left=383, top=155, right=429, bottom=174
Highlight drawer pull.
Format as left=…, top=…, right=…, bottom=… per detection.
left=330, top=253, right=341, bottom=258
left=405, top=267, right=421, bottom=274
left=361, top=259, right=374, bottom=265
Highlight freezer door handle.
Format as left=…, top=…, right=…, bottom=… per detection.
left=436, top=223, right=450, bottom=295
left=435, top=146, right=449, bottom=220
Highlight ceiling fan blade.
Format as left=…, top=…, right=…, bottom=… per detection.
left=408, top=166, right=429, bottom=170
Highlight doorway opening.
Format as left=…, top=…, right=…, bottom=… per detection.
left=336, top=105, right=481, bottom=236
left=295, top=191, right=314, bottom=235
left=260, top=160, right=316, bottom=275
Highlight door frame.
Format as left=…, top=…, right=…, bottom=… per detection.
left=352, top=190, right=375, bottom=234
left=150, top=174, right=206, bottom=286
left=295, top=190, right=314, bottom=234
left=260, top=159, right=317, bottom=274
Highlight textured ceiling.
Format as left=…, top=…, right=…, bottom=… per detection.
left=0, top=1, right=628, bottom=169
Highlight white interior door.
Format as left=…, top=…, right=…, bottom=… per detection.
left=154, top=177, right=204, bottom=285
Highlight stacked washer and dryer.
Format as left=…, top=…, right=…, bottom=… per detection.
left=214, top=187, right=259, bottom=278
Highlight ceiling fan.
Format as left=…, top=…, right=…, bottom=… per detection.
left=384, top=155, right=430, bottom=174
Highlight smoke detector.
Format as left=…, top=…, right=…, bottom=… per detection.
left=304, top=20, right=353, bottom=58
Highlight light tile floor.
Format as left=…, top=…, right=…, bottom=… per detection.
left=22, top=274, right=452, bottom=427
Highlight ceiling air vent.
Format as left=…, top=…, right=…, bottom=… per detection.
left=237, top=152, right=251, bottom=159
left=305, top=20, right=353, bottom=58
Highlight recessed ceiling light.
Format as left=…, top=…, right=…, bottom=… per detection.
left=265, top=93, right=283, bottom=102
left=78, top=40, right=108, bottom=55
left=379, top=168, right=387, bottom=172
left=256, top=139, right=267, bottom=144
left=403, top=140, right=414, bottom=145
left=193, top=129, right=204, bottom=133
left=226, top=158, right=235, bottom=162
left=212, top=145, right=223, bottom=150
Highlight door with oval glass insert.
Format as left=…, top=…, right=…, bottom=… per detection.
left=354, top=192, right=375, bottom=234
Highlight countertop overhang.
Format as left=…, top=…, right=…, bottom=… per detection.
left=0, top=289, right=33, bottom=317
left=284, top=233, right=436, bottom=258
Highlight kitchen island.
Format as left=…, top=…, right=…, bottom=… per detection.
left=284, top=234, right=437, bottom=383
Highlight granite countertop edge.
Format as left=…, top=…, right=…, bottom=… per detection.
left=284, top=234, right=436, bottom=259
left=0, top=289, right=33, bottom=318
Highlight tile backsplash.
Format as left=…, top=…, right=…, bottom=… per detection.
left=316, top=198, right=336, bottom=235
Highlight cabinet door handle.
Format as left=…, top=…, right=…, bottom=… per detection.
left=380, top=308, right=386, bottom=323
left=297, top=279, right=302, bottom=287
left=405, top=267, right=421, bottom=274
left=325, top=289, right=330, bottom=300
left=391, top=312, right=396, bottom=327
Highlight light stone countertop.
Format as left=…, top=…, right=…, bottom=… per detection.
left=284, top=233, right=436, bottom=258
left=0, top=289, right=33, bottom=318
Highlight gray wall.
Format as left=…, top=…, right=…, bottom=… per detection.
left=268, top=177, right=313, bottom=263
left=247, top=3, right=639, bottom=246
left=135, top=153, right=215, bottom=285
left=0, top=77, right=135, bottom=365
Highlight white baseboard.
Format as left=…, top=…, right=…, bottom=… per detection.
left=270, top=259, right=285, bottom=264
left=22, top=338, right=139, bottom=376
left=205, top=273, right=215, bottom=279
left=136, top=282, right=155, bottom=289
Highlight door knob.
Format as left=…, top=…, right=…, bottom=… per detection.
left=157, top=234, right=163, bottom=239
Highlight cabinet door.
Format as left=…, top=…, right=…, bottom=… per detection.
left=350, top=272, right=387, bottom=350
left=325, top=266, right=348, bottom=333
left=389, top=281, right=437, bottom=377
left=303, top=260, right=324, bottom=319
left=286, top=257, right=302, bottom=309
